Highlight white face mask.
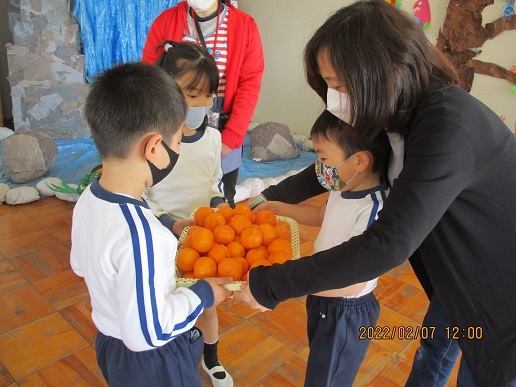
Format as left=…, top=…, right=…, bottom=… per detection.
left=327, top=88, right=353, bottom=125
left=187, top=0, right=217, bottom=13
left=184, top=105, right=212, bottom=129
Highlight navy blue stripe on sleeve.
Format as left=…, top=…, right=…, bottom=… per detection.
left=119, top=204, right=156, bottom=348
left=121, top=204, right=205, bottom=345
left=367, top=192, right=381, bottom=227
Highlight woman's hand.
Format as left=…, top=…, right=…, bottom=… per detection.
left=233, top=279, right=270, bottom=312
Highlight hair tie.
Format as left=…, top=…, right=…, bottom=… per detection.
left=164, top=43, right=173, bottom=52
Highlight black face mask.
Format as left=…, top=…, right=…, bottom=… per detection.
left=147, top=140, right=179, bottom=186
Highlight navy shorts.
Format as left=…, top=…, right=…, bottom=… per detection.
left=95, top=328, right=204, bottom=387
left=305, top=292, right=380, bottom=387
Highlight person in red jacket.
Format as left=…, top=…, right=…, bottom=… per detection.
left=142, top=0, right=264, bottom=209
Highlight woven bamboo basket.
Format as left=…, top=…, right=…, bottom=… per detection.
left=175, top=212, right=300, bottom=291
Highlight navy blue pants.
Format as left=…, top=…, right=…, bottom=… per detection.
left=95, top=328, right=203, bottom=387
left=305, top=293, right=380, bottom=387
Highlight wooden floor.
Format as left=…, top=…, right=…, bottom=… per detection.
left=0, top=194, right=460, bottom=386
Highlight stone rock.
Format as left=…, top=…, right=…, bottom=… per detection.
left=0, top=183, right=9, bottom=204
left=55, top=183, right=79, bottom=202
left=36, top=177, right=62, bottom=196
left=240, top=178, right=266, bottom=197
left=248, top=121, right=260, bottom=131
left=250, top=122, right=300, bottom=162
left=0, top=127, right=15, bottom=142
left=234, top=185, right=251, bottom=204
left=262, top=177, right=279, bottom=188
left=275, top=174, right=288, bottom=184
left=8, top=0, right=21, bottom=35
left=2, top=131, right=58, bottom=183
left=7, top=0, right=87, bottom=139
left=8, top=78, right=90, bottom=139
left=292, top=134, right=314, bottom=152
left=5, top=186, right=40, bottom=205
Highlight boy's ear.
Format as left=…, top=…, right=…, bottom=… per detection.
left=143, top=133, right=164, bottom=163
left=354, top=151, right=371, bottom=173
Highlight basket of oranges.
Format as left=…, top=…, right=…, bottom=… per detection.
left=175, top=203, right=300, bottom=291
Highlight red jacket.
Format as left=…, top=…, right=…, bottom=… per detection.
left=142, top=2, right=264, bottom=149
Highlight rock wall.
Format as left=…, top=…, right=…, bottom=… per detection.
left=6, top=0, right=90, bottom=139
left=8, top=0, right=21, bottom=35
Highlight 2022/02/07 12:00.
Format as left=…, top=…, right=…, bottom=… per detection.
left=359, top=325, right=436, bottom=340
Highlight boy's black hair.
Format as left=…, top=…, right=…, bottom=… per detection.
left=85, top=62, right=187, bottom=159
left=304, top=0, right=458, bottom=140
left=311, top=110, right=390, bottom=173
left=156, top=41, right=219, bottom=95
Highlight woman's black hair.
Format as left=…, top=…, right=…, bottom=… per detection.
left=311, top=110, right=390, bottom=173
left=156, top=41, right=219, bottom=94
left=304, top=0, right=458, bottom=139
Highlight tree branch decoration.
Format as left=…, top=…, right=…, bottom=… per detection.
left=436, top=0, right=516, bottom=92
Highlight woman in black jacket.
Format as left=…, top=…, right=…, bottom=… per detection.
left=235, top=1, right=516, bottom=386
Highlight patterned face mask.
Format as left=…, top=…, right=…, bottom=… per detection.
left=315, top=153, right=357, bottom=191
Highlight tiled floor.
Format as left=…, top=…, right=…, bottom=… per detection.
left=0, top=195, right=460, bottom=386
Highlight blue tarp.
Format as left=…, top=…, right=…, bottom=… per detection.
left=0, top=135, right=316, bottom=190
left=239, top=139, right=317, bottom=183
left=73, top=0, right=179, bottom=82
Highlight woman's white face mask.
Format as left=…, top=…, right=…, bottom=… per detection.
left=187, top=0, right=217, bottom=13
left=326, top=88, right=353, bottom=125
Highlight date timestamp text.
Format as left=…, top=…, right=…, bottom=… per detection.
left=359, top=325, right=436, bottom=340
